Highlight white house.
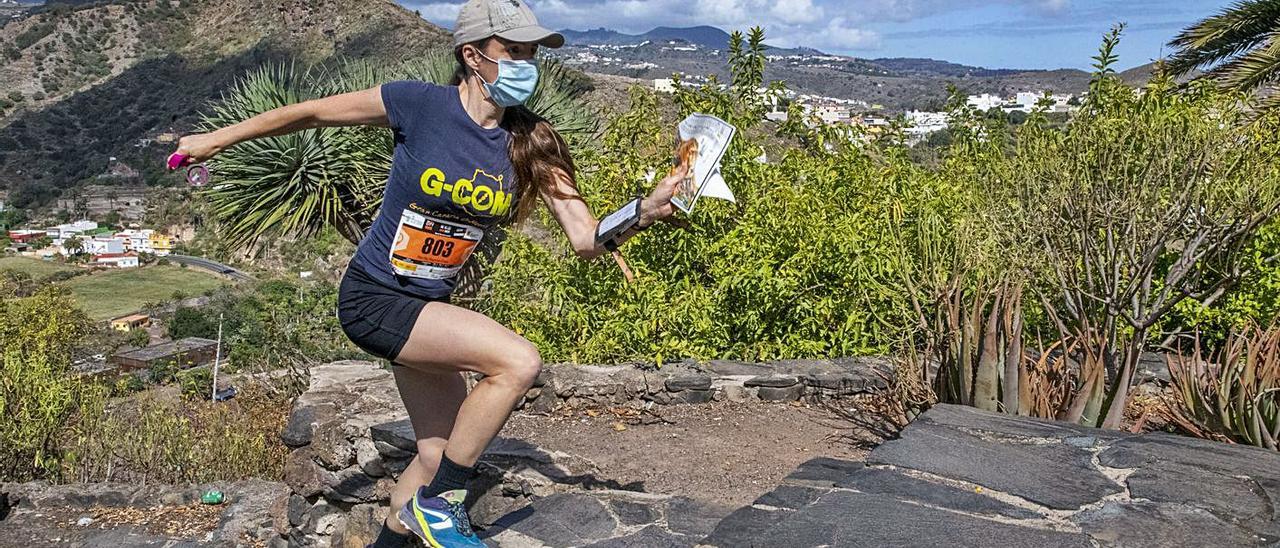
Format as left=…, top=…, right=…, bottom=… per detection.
left=83, top=236, right=126, bottom=255
left=653, top=78, right=675, bottom=93
left=811, top=104, right=849, bottom=125
left=44, top=220, right=99, bottom=247
left=93, top=252, right=139, bottom=268
left=967, top=93, right=1004, bottom=112
left=904, top=111, right=950, bottom=144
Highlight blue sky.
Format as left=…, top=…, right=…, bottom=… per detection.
left=397, top=0, right=1231, bottom=70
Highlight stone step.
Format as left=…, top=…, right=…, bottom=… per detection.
left=699, top=404, right=1280, bottom=547
left=481, top=491, right=730, bottom=548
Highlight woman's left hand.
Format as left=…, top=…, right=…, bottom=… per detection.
left=640, top=162, right=689, bottom=227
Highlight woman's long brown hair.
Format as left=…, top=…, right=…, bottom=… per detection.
left=451, top=41, right=583, bottom=225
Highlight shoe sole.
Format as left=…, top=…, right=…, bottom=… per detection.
left=398, top=508, right=446, bottom=548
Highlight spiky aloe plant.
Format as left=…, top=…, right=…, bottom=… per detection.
left=198, top=50, right=600, bottom=250
left=1168, top=328, right=1280, bottom=450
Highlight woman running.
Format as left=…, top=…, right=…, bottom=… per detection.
left=169, top=1, right=687, bottom=546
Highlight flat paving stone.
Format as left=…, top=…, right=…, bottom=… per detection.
left=1073, top=501, right=1275, bottom=547
left=703, top=490, right=1091, bottom=548
left=664, top=497, right=731, bottom=537
left=488, top=493, right=619, bottom=546
left=609, top=498, right=658, bottom=526
left=581, top=525, right=692, bottom=548
left=869, top=406, right=1123, bottom=509
left=700, top=404, right=1280, bottom=547
left=833, top=465, right=1042, bottom=520
left=753, top=485, right=829, bottom=510
left=782, top=457, right=866, bottom=487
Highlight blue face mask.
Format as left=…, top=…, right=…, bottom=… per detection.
left=475, top=50, right=539, bottom=107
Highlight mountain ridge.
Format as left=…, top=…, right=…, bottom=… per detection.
left=0, top=0, right=452, bottom=207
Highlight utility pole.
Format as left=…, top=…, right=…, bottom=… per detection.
left=211, top=313, right=223, bottom=401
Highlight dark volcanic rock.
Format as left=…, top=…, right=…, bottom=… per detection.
left=834, top=465, right=1042, bottom=519
left=490, top=493, right=619, bottom=546
left=756, top=384, right=804, bottom=401
left=1073, top=502, right=1274, bottom=547
left=744, top=375, right=799, bottom=388
left=869, top=405, right=1123, bottom=509
left=582, top=525, right=692, bottom=548
left=783, top=457, right=865, bottom=487
left=704, top=490, right=1091, bottom=547
left=665, top=375, right=713, bottom=392
left=369, top=419, right=417, bottom=452
left=753, top=485, right=829, bottom=510
left=664, top=497, right=731, bottom=537
left=609, top=498, right=658, bottom=526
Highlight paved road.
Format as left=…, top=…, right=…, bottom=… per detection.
left=168, top=254, right=254, bottom=282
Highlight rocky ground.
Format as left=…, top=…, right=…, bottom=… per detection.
left=3, top=361, right=1276, bottom=547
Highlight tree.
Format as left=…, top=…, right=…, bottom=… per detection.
left=64, top=235, right=84, bottom=255
left=1167, top=0, right=1280, bottom=109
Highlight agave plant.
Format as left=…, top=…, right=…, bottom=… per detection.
left=196, top=63, right=390, bottom=248
left=1167, top=0, right=1280, bottom=109
left=1168, top=328, right=1280, bottom=450
left=198, top=50, right=600, bottom=251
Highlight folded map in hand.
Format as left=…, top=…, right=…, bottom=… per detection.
left=671, top=113, right=736, bottom=214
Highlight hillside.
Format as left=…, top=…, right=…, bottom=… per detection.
left=0, top=0, right=451, bottom=208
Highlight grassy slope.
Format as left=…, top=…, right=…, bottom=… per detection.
left=0, top=255, right=74, bottom=277
left=63, top=264, right=224, bottom=320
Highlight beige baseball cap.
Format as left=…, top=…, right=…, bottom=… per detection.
left=453, top=0, right=565, bottom=49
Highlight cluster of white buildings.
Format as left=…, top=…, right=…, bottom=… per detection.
left=560, top=40, right=707, bottom=71
left=967, top=91, right=1077, bottom=114
left=8, top=221, right=175, bottom=268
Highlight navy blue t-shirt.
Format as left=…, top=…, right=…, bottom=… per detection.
left=350, top=81, right=518, bottom=300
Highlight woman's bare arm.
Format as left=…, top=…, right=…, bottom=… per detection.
left=173, top=86, right=388, bottom=163
left=541, top=163, right=687, bottom=260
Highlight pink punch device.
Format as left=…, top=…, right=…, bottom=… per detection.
left=166, top=152, right=210, bottom=186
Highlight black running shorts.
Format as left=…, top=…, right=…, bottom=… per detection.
left=336, top=262, right=446, bottom=362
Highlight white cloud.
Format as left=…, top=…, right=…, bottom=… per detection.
left=769, top=0, right=825, bottom=25
left=405, top=1, right=465, bottom=27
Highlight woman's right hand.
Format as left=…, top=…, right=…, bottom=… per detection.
left=172, top=132, right=224, bottom=165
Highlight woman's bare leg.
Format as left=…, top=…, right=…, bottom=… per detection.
left=391, top=301, right=542, bottom=466
left=382, top=365, right=467, bottom=533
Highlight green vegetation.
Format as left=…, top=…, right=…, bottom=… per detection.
left=1168, top=328, right=1280, bottom=449
left=0, top=257, right=75, bottom=278
left=1167, top=0, right=1280, bottom=109
left=63, top=264, right=225, bottom=320
left=0, top=286, right=100, bottom=481
left=1, top=270, right=335, bottom=483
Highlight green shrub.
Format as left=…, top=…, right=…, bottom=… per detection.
left=0, top=287, right=102, bottom=481
left=478, top=28, right=958, bottom=364
left=177, top=367, right=212, bottom=400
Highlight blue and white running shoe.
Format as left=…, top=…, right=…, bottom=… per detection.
left=397, top=488, right=486, bottom=547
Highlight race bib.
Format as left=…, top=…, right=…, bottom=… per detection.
left=388, top=210, right=483, bottom=280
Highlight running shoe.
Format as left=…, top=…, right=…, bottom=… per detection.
left=398, top=488, right=486, bottom=547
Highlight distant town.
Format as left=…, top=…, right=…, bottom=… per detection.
left=560, top=39, right=1082, bottom=145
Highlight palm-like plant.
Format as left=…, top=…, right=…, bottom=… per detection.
left=1167, top=0, right=1280, bottom=107
left=198, top=50, right=600, bottom=250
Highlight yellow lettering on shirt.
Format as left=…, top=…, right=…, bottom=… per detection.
left=417, top=167, right=512, bottom=216
left=419, top=168, right=446, bottom=196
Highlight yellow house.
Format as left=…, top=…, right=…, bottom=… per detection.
left=148, top=232, right=174, bottom=255
left=111, top=314, right=151, bottom=332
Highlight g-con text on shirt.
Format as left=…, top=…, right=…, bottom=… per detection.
left=418, top=167, right=513, bottom=216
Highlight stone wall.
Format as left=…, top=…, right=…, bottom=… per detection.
left=278, top=358, right=889, bottom=547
